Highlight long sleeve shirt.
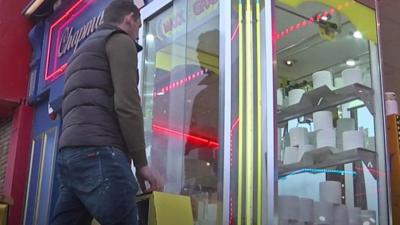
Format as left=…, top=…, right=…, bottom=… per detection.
left=105, top=32, right=148, bottom=168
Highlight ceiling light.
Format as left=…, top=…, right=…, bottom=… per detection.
left=353, top=31, right=363, bottom=39
left=346, top=59, right=356, bottom=66
left=283, top=59, right=295, bottom=67
left=206, top=162, right=211, bottom=166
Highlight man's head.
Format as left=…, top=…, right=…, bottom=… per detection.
left=104, top=0, right=142, bottom=40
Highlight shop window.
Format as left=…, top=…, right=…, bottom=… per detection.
left=275, top=0, right=384, bottom=224
left=141, top=1, right=220, bottom=224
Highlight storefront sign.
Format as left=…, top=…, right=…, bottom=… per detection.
left=57, top=12, right=104, bottom=58
left=192, top=0, right=218, bottom=16
left=44, top=0, right=111, bottom=82
left=155, top=0, right=218, bottom=40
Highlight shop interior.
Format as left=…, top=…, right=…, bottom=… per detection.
left=138, top=0, right=382, bottom=224
left=275, top=1, right=380, bottom=225
left=141, top=2, right=220, bottom=224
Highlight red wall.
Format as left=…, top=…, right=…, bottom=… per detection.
left=0, top=0, right=32, bottom=110
left=4, top=105, right=33, bottom=225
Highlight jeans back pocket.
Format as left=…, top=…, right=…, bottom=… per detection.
left=68, top=151, right=104, bottom=193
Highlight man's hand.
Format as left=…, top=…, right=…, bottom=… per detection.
left=136, top=166, right=164, bottom=193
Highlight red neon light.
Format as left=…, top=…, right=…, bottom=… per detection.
left=229, top=195, right=234, bottom=225
left=276, top=1, right=355, bottom=41
left=53, top=0, right=94, bottom=71
left=152, top=124, right=219, bottom=148
left=45, top=0, right=87, bottom=81
left=231, top=23, right=240, bottom=41
left=354, top=166, right=385, bottom=177
left=153, top=68, right=207, bottom=96
left=230, top=118, right=239, bottom=167
left=46, top=63, right=68, bottom=80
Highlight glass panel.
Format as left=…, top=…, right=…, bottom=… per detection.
left=275, top=1, right=386, bottom=224
left=141, top=1, right=220, bottom=224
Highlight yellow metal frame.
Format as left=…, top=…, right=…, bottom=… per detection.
left=237, top=1, right=244, bottom=224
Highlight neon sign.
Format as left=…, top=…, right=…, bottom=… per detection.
left=58, top=12, right=104, bottom=57
left=44, top=0, right=110, bottom=81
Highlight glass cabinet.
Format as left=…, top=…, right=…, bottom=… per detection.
left=138, top=0, right=390, bottom=224
left=274, top=1, right=389, bottom=225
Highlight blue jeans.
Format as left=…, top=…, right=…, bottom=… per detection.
left=50, top=146, right=139, bottom=225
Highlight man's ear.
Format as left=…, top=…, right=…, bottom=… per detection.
left=122, top=13, right=133, bottom=24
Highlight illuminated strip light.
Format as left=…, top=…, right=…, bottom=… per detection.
left=230, top=195, right=234, bottom=225
left=237, top=0, right=244, bottom=224
left=152, top=69, right=207, bottom=96
left=45, top=0, right=86, bottom=81
left=230, top=118, right=239, bottom=168
left=255, top=1, right=262, bottom=225
left=152, top=124, right=219, bottom=148
left=276, top=8, right=334, bottom=41
left=354, top=166, right=385, bottom=177
left=231, top=23, right=240, bottom=41
left=279, top=168, right=357, bottom=179
left=276, top=1, right=356, bottom=41
left=229, top=118, right=239, bottom=225
left=245, top=0, right=254, bottom=224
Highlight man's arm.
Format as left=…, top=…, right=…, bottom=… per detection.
left=106, top=33, right=147, bottom=168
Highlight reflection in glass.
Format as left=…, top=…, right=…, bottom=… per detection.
left=275, top=1, right=383, bottom=224
left=142, top=1, right=220, bottom=224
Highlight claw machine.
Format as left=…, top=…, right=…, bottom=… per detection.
left=138, top=0, right=391, bottom=224
left=269, top=0, right=391, bottom=225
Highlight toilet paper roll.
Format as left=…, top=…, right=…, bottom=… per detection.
left=385, top=92, right=399, bottom=116
left=290, top=127, right=309, bottom=146
left=342, top=130, right=364, bottom=151
left=334, top=77, right=344, bottom=90
left=299, top=198, right=314, bottom=223
left=319, top=181, right=342, bottom=204
left=313, top=71, right=333, bottom=90
left=336, top=118, right=356, bottom=150
left=277, top=88, right=284, bottom=106
left=314, top=201, right=334, bottom=225
left=361, top=210, right=376, bottom=225
left=336, top=118, right=356, bottom=132
left=284, top=147, right=298, bottom=165
left=316, top=129, right=336, bottom=149
left=309, top=131, right=317, bottom=146
left=313, top=111, right=333, bottom=131
left=298, top=144, right=315, bottom=161
left=342, top=68, right=363, bottom=86
left=279, top=196, right=300, bottom=221
left=333, top=205, right=348, bottom=225
left=289, top=89, right=305, bottom=106
left=206, top=204, right=218, bottom=221
left=348, top=207, right=361, bottom=225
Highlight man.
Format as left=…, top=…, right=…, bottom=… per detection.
left=51, top=0, right=163, bottom=224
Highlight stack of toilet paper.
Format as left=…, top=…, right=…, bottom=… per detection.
left=313, top=71, right=334, bottom=90
left=313, top=111, right=337, bottom=151
left=334, top=68, right=364, bottom=90
left=284, top=127, right=315, bottom=165
left=278, top=181, right=377, bottom=225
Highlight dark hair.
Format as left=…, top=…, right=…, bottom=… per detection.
left=104, top=0, right=140, bottom=24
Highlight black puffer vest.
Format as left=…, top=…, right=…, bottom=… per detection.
left=59, top=26, right=127, bottom=150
